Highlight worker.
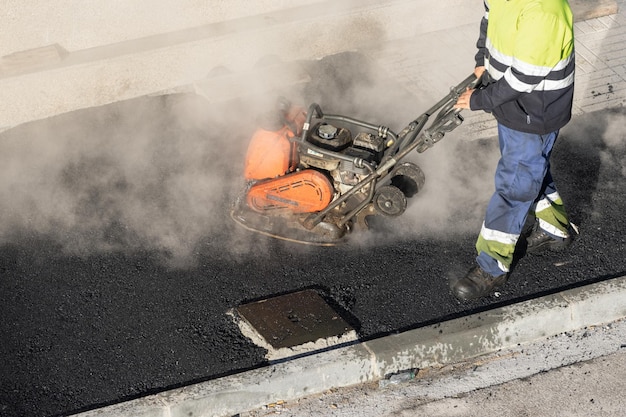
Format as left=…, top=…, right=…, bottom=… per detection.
left=452, top=0, right=576, bottom=300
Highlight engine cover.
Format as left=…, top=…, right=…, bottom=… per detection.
left=246, top=169, right=334, bottom=213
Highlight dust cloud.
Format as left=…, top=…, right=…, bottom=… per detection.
left=0, top=7, right=495, bottom=266
left=0, top=94, right=255, bottom=266
left=0, top=56, right=496, bottom=266
left=599, top=110, right=626, bottom=177
left=396, top=137, right=499, bottom=238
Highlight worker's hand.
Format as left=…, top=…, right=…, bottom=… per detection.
left=454, top=88, right=474, bottom=110
left=474, top=66, right=486, bottom=80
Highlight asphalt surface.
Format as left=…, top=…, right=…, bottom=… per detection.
left=1, top=53, right=625, bottom=417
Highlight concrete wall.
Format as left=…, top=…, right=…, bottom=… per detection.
left=0, top=0, right=484, bottom=130
left=1, top=0, right=324, bottom=56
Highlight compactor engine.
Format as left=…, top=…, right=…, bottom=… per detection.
left=232, top=74, right=479, bottom=245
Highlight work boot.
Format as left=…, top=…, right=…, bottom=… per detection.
left=451, top=266, right=508, bottom=301
left=526, top=222, right=572, bottom=254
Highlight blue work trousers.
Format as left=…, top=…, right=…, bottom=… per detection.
left=476, top=123, right=560, bottom=277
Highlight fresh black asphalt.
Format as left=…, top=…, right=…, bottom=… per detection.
left=1, top=53, right=625, bottom=417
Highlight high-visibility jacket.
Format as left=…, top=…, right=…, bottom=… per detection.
left=470, top=0, right=575, bottom=134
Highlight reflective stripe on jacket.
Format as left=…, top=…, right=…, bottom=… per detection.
left=471, top=0, right=575, bottom=134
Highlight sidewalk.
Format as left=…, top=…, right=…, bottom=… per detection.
left=240, top=319, right=626, bottom=417
left=362, top=0, right=626, bottom=140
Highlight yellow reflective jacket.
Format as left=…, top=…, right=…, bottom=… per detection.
left=471, top=0, right=575, bottom=134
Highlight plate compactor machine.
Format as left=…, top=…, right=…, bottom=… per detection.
left=231, top=74, right=478, bottom=245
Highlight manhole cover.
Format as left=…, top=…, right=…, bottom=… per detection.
left=234, top=289, right=355, bottom=352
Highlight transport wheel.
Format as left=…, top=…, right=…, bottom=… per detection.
left=390, top=162, right=426, bottom=198
left=374, top=185, right=407, bottom=217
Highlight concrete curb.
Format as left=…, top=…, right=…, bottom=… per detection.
left=74, top=275, right=626, bottom=417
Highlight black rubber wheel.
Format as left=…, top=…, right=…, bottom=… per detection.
left=390, top=162, right=426, bottom=198
left=373, top=185, right=407, bottom=217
